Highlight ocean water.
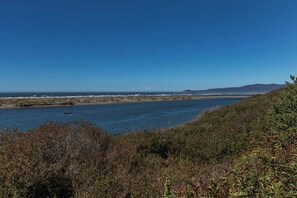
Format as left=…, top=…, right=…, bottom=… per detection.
left=0, top=98, right=242, bottom=135
left=0, top=92, right=188, bottom=98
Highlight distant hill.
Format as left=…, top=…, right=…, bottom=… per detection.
left=184, top=84, right=285, bottom=95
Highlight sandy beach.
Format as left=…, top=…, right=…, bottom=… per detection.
left=0, top=95, right=249, bottom=109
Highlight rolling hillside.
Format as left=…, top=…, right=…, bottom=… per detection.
left=184, top=84, right=284, bottom=95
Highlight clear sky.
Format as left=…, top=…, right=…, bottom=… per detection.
left=0, top=0, right=297, bottom=92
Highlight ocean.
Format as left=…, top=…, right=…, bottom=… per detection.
left=0, top=92, right=188, bottom=98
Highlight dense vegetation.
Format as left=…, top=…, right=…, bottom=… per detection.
left=204, top=76, right=297, bottom=197
left=0, top=77, right=296, bottom=197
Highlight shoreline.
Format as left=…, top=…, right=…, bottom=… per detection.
left=0, top=95, right=249, bottom=110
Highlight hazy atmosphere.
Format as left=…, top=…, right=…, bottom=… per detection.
left=1, top=0, right=296, bottom=91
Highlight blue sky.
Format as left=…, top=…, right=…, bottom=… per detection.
left=0, top=0, right=296, bottom=92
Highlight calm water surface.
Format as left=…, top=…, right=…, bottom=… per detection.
left=0, top=98, right=242, bottom=135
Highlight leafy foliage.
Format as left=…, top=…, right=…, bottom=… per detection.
left=269, top=75, right=297, bottom=133
left=195, top=76, right=297, bottom=197
left=206, top=131, right=297, bottom=197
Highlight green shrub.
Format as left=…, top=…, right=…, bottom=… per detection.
left=203, top=77, right=297, bottom=197
left=207, top=131, right=297, bottom=197
left=269, top=75, right=297, bottom=133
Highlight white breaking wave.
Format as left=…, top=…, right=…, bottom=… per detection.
left=0, top=93, right=194, bottom=99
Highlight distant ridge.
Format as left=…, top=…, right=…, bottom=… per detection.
left=184, top=84, right=285, bottom=95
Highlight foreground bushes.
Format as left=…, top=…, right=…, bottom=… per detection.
left=189, top=77, right=297, bottom=197
left=206, top=131, right=297, bottom=197
left=0, top=122, right=109, bottom=197
left=269, top=75, right=297, bottom=133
